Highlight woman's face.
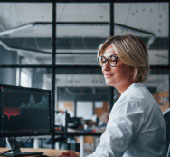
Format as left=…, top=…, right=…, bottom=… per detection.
left=101, top=45, right=134, bottom=93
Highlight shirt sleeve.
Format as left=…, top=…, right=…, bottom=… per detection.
left=87, top=100, right=145, bottom=157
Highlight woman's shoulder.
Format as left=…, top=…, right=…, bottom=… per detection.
left=123, top=83, right=153, bottom=101
left=119, top=83, right=156, bottom=111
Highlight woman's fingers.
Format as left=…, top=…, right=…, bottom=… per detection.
left=59, top=151, right=78, bottom=157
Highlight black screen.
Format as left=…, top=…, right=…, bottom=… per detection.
left=0, top=85, right=51, bottom=137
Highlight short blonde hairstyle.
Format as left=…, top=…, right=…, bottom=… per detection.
left=98, top=34, right=149, bottom=82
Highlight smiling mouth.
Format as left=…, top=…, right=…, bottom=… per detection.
left=104, top=74, right=113, bottom=78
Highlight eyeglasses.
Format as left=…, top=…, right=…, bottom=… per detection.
left=98, top=55, right=118, bottom=67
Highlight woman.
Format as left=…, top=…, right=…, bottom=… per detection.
left=59, top=34, right=166, bottom=157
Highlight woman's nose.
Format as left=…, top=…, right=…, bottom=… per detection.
left=102, top=62, right=110, bottom=71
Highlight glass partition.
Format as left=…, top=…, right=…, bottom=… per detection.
left=55, top=3, right=110, bottom=65
left=0, top=68, right=52, bottom=90
left=114, top=3, right=169, bottom=65
left=56, top=3, right=109, bottom=22
left=0, top=3, right=52, bottom=65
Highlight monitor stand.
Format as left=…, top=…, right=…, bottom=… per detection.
left=0, top=137, right=43, bottom=157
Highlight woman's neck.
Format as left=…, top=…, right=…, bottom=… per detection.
left=117, top=81, right=134, bottom=94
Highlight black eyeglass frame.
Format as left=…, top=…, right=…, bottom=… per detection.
left=98, top=54, right=118, bottom=67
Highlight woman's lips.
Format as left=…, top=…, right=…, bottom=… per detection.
left=104, top=74, right=113, bottom=78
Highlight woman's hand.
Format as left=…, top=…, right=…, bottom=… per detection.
left=59, top=151, right=78, bottom=157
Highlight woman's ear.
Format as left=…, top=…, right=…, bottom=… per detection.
left=129, top=66, right=135, bottom=75
left=129, top=66, right=136, bottom=82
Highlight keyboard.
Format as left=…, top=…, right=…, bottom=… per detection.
left=1, top=151, right=43, bottom=157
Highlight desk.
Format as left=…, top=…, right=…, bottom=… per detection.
left=0, top=148, right=80, bottom=157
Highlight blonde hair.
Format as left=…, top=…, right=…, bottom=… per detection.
left=98, top=34, right=149, bottom=82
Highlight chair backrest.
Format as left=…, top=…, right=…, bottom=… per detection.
left=164, top=110, right=170, bottom=152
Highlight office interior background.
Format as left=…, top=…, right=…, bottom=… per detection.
left=0, top=0, right=169, bottom=155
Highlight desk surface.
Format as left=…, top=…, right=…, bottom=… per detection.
left=0, top=148, right=80, bottom=157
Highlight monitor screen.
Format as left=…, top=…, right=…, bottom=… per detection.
left=0, top=84, right=51, bottom=137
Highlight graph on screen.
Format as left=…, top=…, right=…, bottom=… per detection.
left=0, top=85, right=51, bottom=136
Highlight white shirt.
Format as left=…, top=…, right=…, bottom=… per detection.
left=87, top=83, right=166, bottom=157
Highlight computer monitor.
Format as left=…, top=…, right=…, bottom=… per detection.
left=0, top=84, right=51, bottom=156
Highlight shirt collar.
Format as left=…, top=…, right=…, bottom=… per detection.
left=121, top=82, right=145, bottom=96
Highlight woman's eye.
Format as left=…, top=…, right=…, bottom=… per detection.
left=110, top=59, right=116, bottom=62
left=100, top=58, right=106, bottom=62
left=110, top=56, right=116, bottom=60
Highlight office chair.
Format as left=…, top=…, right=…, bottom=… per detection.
left=164, top=108, right=170, bottom=157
